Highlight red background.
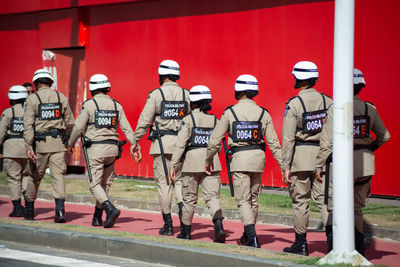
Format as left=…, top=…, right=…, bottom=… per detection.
left=0, top=0, right=398, bottom=196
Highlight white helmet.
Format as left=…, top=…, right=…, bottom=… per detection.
left=89, top=74, right=111, bottom=91
left=291, top=61, right=319, bottom=80
left=8, top=85, right=28, bottom=100
left=234, top=74, right=258, bottom=92
left=33, top=69, right=54, bottom=83
left=158, top=60, right=180, bottom=76
left=353, top=69, right=366, bottom=86
left=189, top=85, right=212, bottom=102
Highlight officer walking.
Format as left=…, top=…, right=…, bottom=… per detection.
left=169, top=85, right=226, bottom=242
left=315, top=69, right=390, bottom=255
left=0, top=86, right=31, bottom=217
left=132, top=60, right=190, bottom=235
left=205, top=75, right=282, bottom=248
left=24, top=69, right=74, bottom=223
left=68, top=74, right=137, bottom=228
left=281, top=61, right=333, bottom=256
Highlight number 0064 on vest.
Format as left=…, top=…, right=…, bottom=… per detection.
left=232, top=121, right=262, bottom=142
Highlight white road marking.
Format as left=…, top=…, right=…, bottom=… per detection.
left=0, top=248, right=120, bottom=267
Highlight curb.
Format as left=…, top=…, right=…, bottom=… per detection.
left=0, top=222, right=311, bottom=267
left=1, top=185, right=399, bottom=242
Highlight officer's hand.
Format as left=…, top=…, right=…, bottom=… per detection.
left=130, top=144, right=142, bottom=162
left=170, top=169, right=176, bottom=183
left=27, top=150, right=36, bottom=163
left=205, top=163, right=214, bottom=175
left=315, top=171, right=323, bottom=183
left=283, top=170, right=292, bottom=185
left=67, top=146, right=73, bottom=153
left=0, top=154, right=2, bottom=158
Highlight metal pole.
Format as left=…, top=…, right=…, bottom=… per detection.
left=319, top=0, right=370, bottom=264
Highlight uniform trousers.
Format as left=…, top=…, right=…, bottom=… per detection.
left=88, top=156, right=116, bottom=208
left=289, top=171, right=330, bottom=234
left=354, top=176, right=372, bottom=233
left=25, top=151, right=66, bottom=202
left=4, top=158, right=30, bottom=200
left=181, top=172, right=222, bottom=225
left=232, top=171, right=262, bottom=226
left=153, top=154, right=182, bottom=214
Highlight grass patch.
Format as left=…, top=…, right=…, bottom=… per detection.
left=1, top=172, right=399, bottom=229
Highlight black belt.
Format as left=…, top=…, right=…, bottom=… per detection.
left=355, top=177, right=372, bottom=186
left=159, top=130, right=178, bottom=136
left=354, top=144, right=371, bottom=150
left=4, top=134, right=23, bottom=140
left=90, top=140, right=119, bottom=145
left=229, top=144, right=266, bottom=155
left=295, top=141, right=320, bottom=146
left=186, top=146, right=205, bottom=152
left=34, top=129, right=64, bottom=139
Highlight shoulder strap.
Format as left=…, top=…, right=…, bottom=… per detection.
left=213, top=116, right=217, bottom=127
left=190, top=113, right=196, bottom=128
left=91, top=98, right=100, bottom=110
left=35, top=93, right=42, bottom=104
left=56, top=91, right=60, bottom=103
left=11, top=106, right=15, bottom=119
left=158, top=88, right=166, bottom=102
left=364, top=102, right=368, bottom=117
left=257, top=108, right=265, bottom=122
left=320, top=93, right=327, bottom=110
left=296, top=96, right=307, bottom=113
left=182, top=88, right=185, bottom=102
left=229, top=108, right=239, bottom=122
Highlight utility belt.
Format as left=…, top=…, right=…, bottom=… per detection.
left=228, top=143, right=266, bottom=156
left=295, top=140, right=320, bottom=146
left=354, top=144, right=372, bottom=151
left=4, top=134, right=23, bottom=140
left=34, top=128, right=69, bottom=145
left=147, top=128, right=178, bottom=140
left=81, top=138, right=126, bottom=160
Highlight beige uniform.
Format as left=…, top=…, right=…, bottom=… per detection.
left=68, top=94, right=135, bottom=207
left=282, top=88, right=332, bottom=234
left=170, top=109, right=222, bottom=225
left=0, top=104, right=30, bottom=200
left=206, top=99, right=282, bottom=226
left=24, top=87, right=74, bottom=202
left=133, top=81, right=190, bottom=213
left=316, top=96, right=390, bottom=232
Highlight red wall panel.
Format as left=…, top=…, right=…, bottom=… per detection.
left=0, top=0, right=399, bottom=196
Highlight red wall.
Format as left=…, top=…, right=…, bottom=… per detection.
left=0, top=0, right=398, bottom=196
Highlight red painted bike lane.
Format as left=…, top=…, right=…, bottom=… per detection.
left=0, top=196, right=399, bottom=266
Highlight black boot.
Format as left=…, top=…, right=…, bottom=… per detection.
left=9, top=199, right=24, bottom=217
left=239, top=227, right=248, bottom=245
left=159, top=213, right=174, bottom=235
left=244, top=224, right=260, bottom=248
left=355, top=228, right=366, bottom=256
left=177, top=223, right=191, bottom=239
left=54, top=199, right=66, bottom=223
left=24, top=199, right=34, bottom=220
left=213, top=218, right=226, bottom=243
left=92, top=207, right=103, bottom=226
left=326, top=225, right=333, bottom=253
left=178, top=202, right=184, bottom=222
left=102, top=200, right=120, bottom=228
left=283, top=232, right=309, bottom=256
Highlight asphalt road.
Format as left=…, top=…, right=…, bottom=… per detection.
left=0, top=241, right=171, bottom=267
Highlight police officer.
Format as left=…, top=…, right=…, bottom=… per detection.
left=169, top=85, right=225, bottom=242
left=281, top=61, right=333, bottom=256
left=315, top=69, right=390, bottom=255
left=0, top=86, right=31, bottom=217
left=24, top=69, right=74, bottom=222
left=132, top=60, right=190, bottom=235
left=67, top=74, right=136, bottom=228
left=205, top=75, right=282, bottom=248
